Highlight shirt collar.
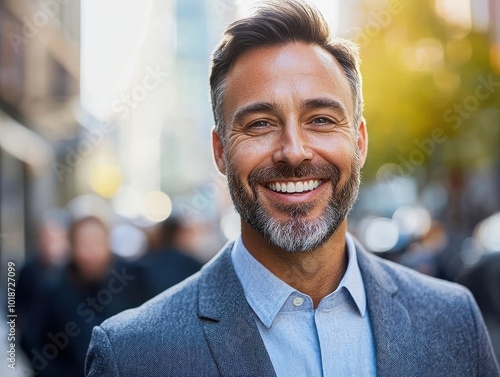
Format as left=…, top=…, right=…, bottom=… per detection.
left=231, top=232, right=367, bottom=328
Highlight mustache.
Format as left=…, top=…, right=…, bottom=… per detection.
left=248, top=162, right=341, bottom=187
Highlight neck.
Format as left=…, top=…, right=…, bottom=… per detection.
left=241, top=221, right=348, bottom=308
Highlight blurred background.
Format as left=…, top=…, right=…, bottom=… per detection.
left=0, top=0, right=499, bottom=375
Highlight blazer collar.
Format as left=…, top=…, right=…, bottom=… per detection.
left=356, top=242, right=418, bottom=377
left=197, top=243, right=276, bottom=377
left=198, top=240, right=418, bottom=377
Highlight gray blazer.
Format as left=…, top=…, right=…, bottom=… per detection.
left=86, top=242, right=500, bottom=376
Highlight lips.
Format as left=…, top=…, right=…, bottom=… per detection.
left=265, top=179, right=322, bottom=193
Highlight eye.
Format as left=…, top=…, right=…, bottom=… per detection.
left=311, top=117, right=334, bottom=125
left=247, top=120, right=271, bottom=129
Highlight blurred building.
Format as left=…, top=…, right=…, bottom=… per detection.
left=471, top=0, right=500, bottom=71
left=492, top=0, right=500, bottom=72
left=78, top=0, right=236, bottom=257
left=0, top=0, right=80, bottom=263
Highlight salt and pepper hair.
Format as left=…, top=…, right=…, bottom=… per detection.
left=209, top=0, right=364, bottom=142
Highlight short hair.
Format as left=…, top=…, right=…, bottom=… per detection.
left=209, top=0, right=363, bottom=141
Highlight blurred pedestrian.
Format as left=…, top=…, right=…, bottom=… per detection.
left=399, top=221, right=447, bottom=277
left=139, top=216, right=202, bottom=300
left=28, top=216, right=143, bottom=377
left=458, top=253, right=500, bottom=363
left=17, top=211, right=69, bottom=361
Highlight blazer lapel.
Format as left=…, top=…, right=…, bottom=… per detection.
left=356, top=245, right=418, bottom=377
left=197, top=245, right=276, bottom=377
left=198, top=241, right=419, bottom=376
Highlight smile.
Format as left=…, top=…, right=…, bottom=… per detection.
left=265, top=180, right=323, bottom=193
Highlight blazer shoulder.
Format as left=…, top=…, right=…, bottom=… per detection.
left=86, top=269, right=225, bottom=377
left=361, top=250, right=500, bottom=375
left=86, top=247, right=237, bottom=376
left=361, top=248, right=472, bottom=305
left=97, top=244, right=234, bottom=338
left=99, top=269, right=202, bottom=337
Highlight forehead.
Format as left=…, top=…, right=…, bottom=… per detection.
left=74, top=221, right=107, bottom=236
left=223, top=43, right=354, bottom=121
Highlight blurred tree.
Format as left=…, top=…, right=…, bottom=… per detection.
left=359, top=0, right=500, bottom=183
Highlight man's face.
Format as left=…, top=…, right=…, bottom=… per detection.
left=213, top=43, right=367, bottom=253
left=73, top=221, right=110, bottom=279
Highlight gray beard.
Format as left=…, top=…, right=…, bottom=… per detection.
left=226, top=155, right=361, bottom=253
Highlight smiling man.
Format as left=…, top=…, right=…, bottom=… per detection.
left=86, top=1, right=499, bottom=376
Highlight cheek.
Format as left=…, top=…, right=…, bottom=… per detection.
left=226, top=138, right=271, bottom=177
left=311, top=136, right=356, bottom=166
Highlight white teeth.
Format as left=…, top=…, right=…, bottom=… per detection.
left=266, top=180, right=322, bottom=194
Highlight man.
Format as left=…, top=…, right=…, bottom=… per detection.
left=35, top=217, right=145, bottom=377
left=86, top=1, right=500, bottom=376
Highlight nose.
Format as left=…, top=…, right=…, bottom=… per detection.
left=273, top=123, right=313, bottom=166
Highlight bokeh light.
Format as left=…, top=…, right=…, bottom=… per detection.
left=220, top=211, right=241, bottom=241
left=364, top=217, right=399, bottom=253
left=89, top=163, right=123, bottom=198
left=392, top=206, right=432, bottom=239
left=142, top=191, right=173, bottom=223
left=476, top=213, right=500, bottom=253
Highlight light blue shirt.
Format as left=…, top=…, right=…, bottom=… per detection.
left=231, top=233, right=377, bottom=377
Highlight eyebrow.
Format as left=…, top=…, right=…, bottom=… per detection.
left=232, top=101, right=278, bottom=126
left=300, top=97, right=348, bottom=118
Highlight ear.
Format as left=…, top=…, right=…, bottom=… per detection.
left=357, top=118, right=368, bottom=168
left=212, top=128, right=226, bottom=175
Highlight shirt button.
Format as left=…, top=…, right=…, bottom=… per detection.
left=293, top=297, right=304, bottom=307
